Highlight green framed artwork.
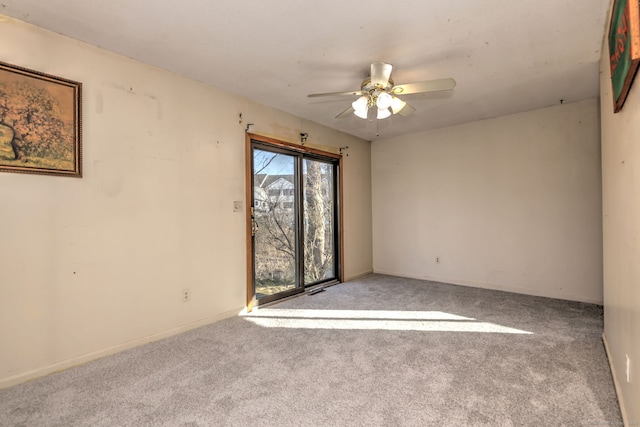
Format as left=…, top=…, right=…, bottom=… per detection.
left=609, top=0, right=640, bottom=113
left=0, top=61, right=82, bottom=177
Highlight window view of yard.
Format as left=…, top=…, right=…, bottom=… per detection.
left=253, top=149, right=335, bottom=297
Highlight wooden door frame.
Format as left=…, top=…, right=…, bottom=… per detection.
left=245, top=133, right=344, bottom=311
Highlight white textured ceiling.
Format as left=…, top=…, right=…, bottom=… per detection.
left=0, top=0, right=610, bottom=141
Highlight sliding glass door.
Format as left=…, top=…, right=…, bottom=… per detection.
left=250, top=138, right=340, bottom=304
left=252, top=148, right=299, bottom=298
left=303, top=157, right=336, bottom=286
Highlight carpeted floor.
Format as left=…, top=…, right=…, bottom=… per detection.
left=0, top=274, right=622, bottom=426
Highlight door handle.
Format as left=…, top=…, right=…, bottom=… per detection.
left=251, top=207, right=258, bottom=237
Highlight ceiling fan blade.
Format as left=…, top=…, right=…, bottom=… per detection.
left=398, top=103, right=416, bottom=117
left=371, top=62, right=393, bottom=88
left=335, top=106, right=355, bottom=119
left=308, top=90, right=365, bottom=98
left=391, top=78, right=456, bottom=95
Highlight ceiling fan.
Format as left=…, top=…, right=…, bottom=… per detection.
left=308, top=62, right=456, bottom=120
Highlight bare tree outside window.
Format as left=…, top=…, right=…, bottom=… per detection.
left=303, top=159, right=334, bottom=284
left=252, top=148, right=337, bottom=298
left=253, top=150, right=296, bottom=296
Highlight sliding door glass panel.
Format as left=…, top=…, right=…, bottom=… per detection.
left=253, top=148, right=298, bottom=298
left=303, top=158, right=336, bottom=285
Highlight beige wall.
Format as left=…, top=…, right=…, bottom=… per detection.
left=372, top=99, right=603, bottom=303
left=0, top=17, right=372, bottom=387
left=600, top=12, right=640, bottom=423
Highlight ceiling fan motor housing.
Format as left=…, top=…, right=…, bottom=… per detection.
left=359, top=77, right=394, bottom=108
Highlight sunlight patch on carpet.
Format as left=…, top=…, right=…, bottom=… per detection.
left=242, top=309, right=533, bottom=334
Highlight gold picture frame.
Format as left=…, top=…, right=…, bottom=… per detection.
left=0, top=61, right=82, bottom=177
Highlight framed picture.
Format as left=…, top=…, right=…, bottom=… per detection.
left=0, top=61, right=82, bottom=177
left=609, top=0, right=640, bottom=113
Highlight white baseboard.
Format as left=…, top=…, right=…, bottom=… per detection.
left=345, top=270, right=373, bottom=282
left=0, top=306, right=244, bottom=390
left=602, top=333, right=629, bottom=427
left=372, top=269, right=603, bottom=305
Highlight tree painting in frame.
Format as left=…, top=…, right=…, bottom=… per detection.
left=0, top=61, right=82, bottom=177
left=609, top=0, right=640, bottom=113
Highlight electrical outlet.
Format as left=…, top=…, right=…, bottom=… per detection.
left=182, top=289, right=190, bottom=302
left=626, top=354, right=631, bottom=383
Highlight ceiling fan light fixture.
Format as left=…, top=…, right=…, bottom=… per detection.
left=377, top=107, right=391, bottom=119
left=352, top=95, right=368, bottom=110
left=390, top=96, right=407, bottom=114
left=352, top=96, right=370, bottom=119
left=354, top=108, right=369, bottom=119
left=376, top=92, right=393, bottom=110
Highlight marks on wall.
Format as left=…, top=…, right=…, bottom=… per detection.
left=93, top=159, right=123, bottom=197
left=96, top=83, right=179, bottom=162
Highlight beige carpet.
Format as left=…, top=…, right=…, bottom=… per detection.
left=0, top=274, right=622, bottom=426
